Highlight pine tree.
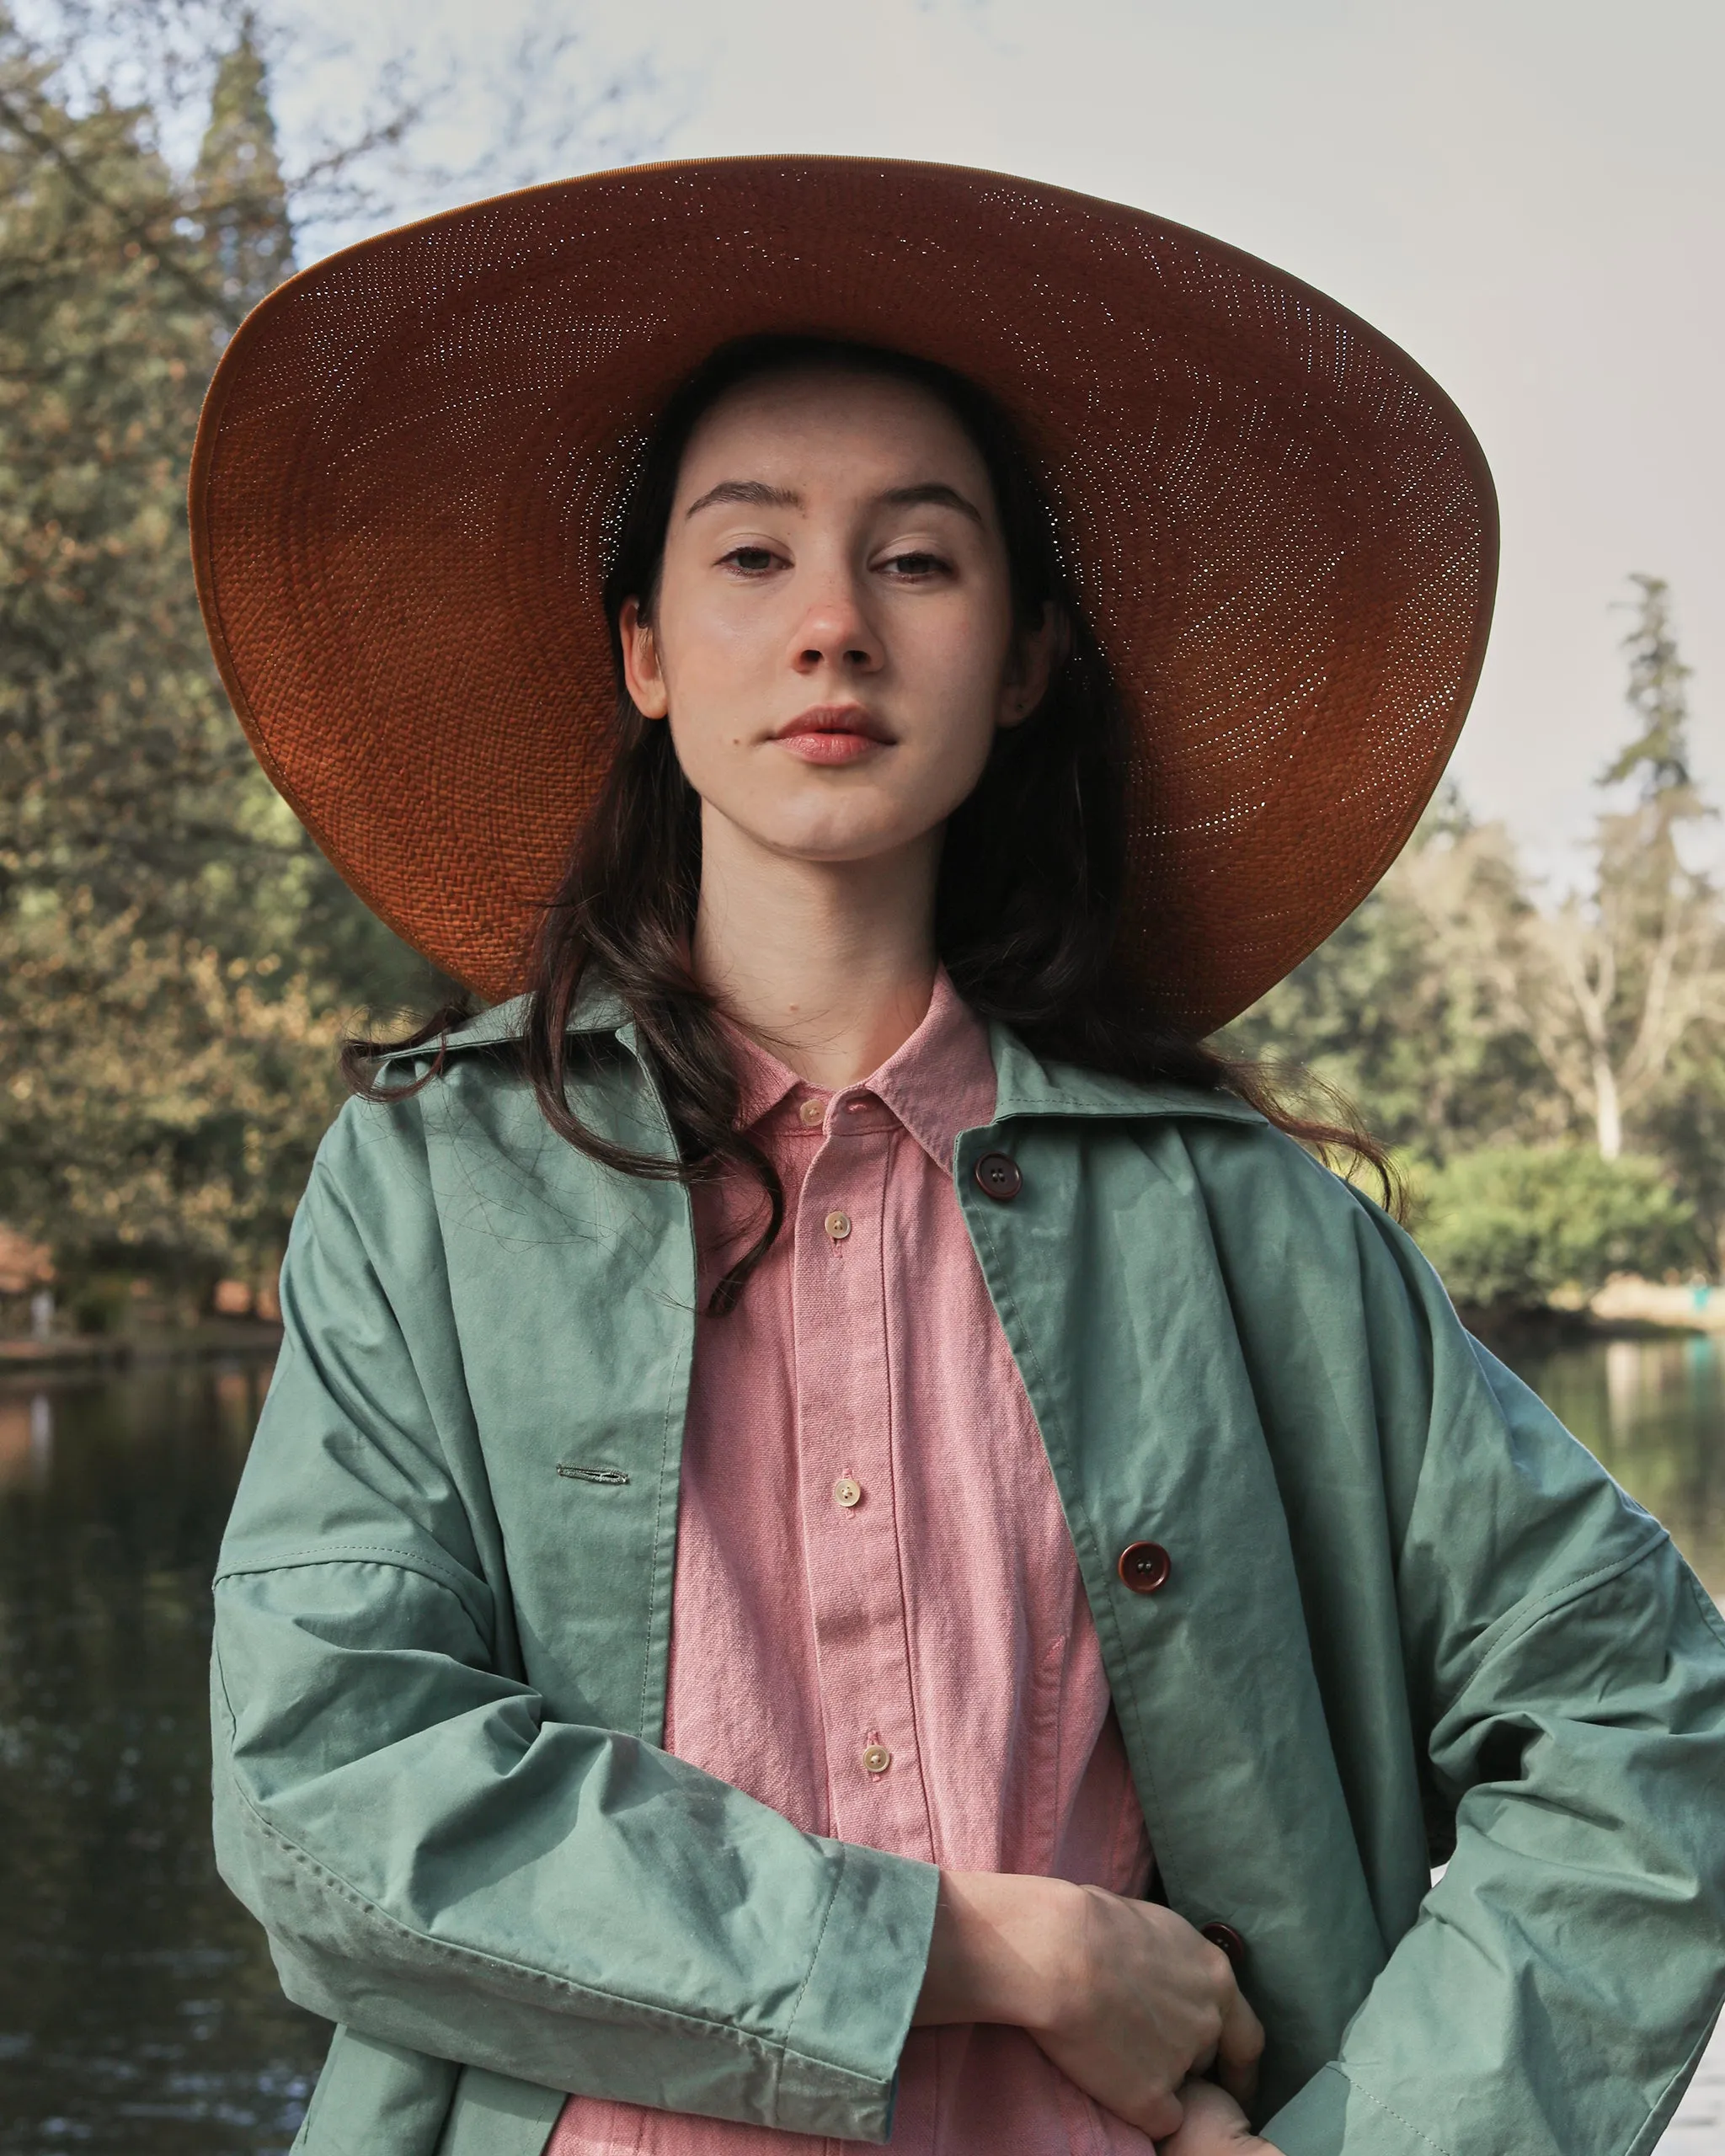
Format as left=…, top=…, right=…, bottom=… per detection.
left=1514, top=577, right=1719, bottom=1160
left=0, top=43, right=244, bottom=931
left=194, top=16, right=294, bottom=319
left=0, top=24, right=420, bottom=1305
left=1604, top=574, right=1692, bottom=797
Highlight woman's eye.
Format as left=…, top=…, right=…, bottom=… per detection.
left=722, top=546, right=780, bottom=574
left=881, top=551, right=948, bottom=579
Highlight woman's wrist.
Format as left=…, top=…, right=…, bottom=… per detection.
left=914, top=1869, right=1082, bottom=2031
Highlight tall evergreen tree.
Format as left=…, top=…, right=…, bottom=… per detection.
left=0, top=22, right=421, bottom=1302
left=0, top=35, right=245, bottom=929
left=1605, top=574, right=1692, bottom=797
left=194, top=16, right=294, bottom=319
left=1519, top=576, right=1719, bottom=1160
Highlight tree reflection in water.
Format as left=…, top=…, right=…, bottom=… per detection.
left=0, top=1362, right=323, bottom=2153
left=0, top=1337, right=1719, bottom=2150
left=1507, top=1333, right=1725, bottom=1593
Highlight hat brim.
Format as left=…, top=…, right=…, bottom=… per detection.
left=190, top=154, right=1497, bottom=1034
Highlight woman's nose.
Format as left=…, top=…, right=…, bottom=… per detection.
left=791, top=577, right=881, bottom=675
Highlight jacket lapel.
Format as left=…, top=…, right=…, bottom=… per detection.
left=956, top=1041, right=1389, bottom=2107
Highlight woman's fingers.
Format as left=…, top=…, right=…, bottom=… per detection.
left=1155, top=2079, right=1258, bottom=2153
left=918, top=1873, right=1264, bottom=2140
left=1138, top=2087, right=1188, bottom=2141
left=1214, top=1988, right=1265, bottom=2106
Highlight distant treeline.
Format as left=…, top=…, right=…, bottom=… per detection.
left=1226, top=574, right=1724, bottom=1310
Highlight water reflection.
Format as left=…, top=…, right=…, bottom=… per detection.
left=0, top=1391, right=54, bottom=1493
left=0, top=1362, right=325, bottom=2153
left=0, top=1337, right=1719, bottom=2151
left=1505, top=1332, right=1725, bottom=1590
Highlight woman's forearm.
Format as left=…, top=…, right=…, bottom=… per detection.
left=914, top=1870, right=1077, bottom=2029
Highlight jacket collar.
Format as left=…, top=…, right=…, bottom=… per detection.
left=375, top=980, right=1262, bottom=1131
left=367, top=976, right=625, bottom=1074
left=985, top=1022, right=1263, bottom=1129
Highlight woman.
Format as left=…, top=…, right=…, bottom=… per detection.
left=193, top=160, right=1725, bottom=2156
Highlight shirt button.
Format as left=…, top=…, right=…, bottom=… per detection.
left=1118, top=1540, right=1172, bottom=1593
left=825, top=1210, right=852, bottom=1241
left=974, top=1151, right=1023, bottom=1202
left=833, top=1475, right=862, bottom=1508
left=862, top=1743, right=892, bottom=1774
left=798, top=1097, right=825, bottom=1126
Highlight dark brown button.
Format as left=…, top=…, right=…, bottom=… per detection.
left=974, top=1151, right=1023, bottom=1202
left=1117, top=1541, right=1172, bottom=1593
left=1201, top=1921, right=1246, bottom=1969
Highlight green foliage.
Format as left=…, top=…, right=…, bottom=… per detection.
left=1225, top=788, right=1563, bottom=1160
left=1642, top=1030, right=1725, bottom=1265
left=1412, top=1148, right=1701, bottom=1313
left=0, top=891, right=347, bottom=1281
left=0, top=55, right=238, bottom=926
left=1231, top=581, right=1725, bottom=1294
left=0, top=17, right=430, bottom=1294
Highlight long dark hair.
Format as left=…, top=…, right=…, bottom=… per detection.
left=347, top=334, right=1391, bottom=1309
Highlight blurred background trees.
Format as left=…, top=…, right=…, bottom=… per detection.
left=0, top=3, right=1718, bottom=1331
left=1231, top=572, right=1723, bottom=1315
left=0, top=3, right=434, bottom=1321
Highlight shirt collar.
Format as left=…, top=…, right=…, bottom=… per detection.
left=725, top=969, right=999, bottom=1173
left=377, top=970, right=1262, bottom=1136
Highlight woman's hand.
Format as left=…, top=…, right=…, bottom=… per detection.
left=914, top=1870, right=1263, bottom=2141
left=1154, top=2078, right=1285, bottom=2153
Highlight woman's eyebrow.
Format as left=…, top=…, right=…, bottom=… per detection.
left=683, top=478, right=985, bottom=526
left=878, top=483, right=984, bottom=526
left=685, top=480, right=802, bottom=518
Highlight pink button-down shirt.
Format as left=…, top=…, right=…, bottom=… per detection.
left=550, top=974, right=1153, bottom=2155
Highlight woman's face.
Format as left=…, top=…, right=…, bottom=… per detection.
left=619, top=366, right=1055, bottom=868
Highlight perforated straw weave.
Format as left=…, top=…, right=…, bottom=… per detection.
left=189, top=155, right=1498, bottom=1036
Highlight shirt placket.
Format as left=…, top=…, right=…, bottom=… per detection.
left=793, top=1097, right=936, bottom=1863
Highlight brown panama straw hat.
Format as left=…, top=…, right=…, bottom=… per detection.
left=189, top=154, right=1497, bottom=1037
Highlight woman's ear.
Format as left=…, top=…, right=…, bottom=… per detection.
left=619, top=597, right=670, bottom=720
left=997, top=602, right=1068, bottom=731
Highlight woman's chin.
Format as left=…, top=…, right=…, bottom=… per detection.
left=703, top=796, right=944, bottom=872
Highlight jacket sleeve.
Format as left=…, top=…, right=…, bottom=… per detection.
left=210, top=1107, right=937, bottom=2143
left=1264, top=1195, right=1725, bottom=2156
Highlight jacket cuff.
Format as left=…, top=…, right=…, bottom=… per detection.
left=1264, top=2063, right=1456, bottom=2156
left=772, top=1844, right=941, bottom=2142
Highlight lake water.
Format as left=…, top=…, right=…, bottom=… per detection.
left=1, top=1336, right=1721, bottom=2152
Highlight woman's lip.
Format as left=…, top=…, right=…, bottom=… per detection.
left=771, top=705, right=895, bottom=766
left=775, top=729, right=884, bottom=766
left=774, top=704, right=893, bottom=743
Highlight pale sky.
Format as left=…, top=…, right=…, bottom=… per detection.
left=262, top=0, right=1723, bottom=887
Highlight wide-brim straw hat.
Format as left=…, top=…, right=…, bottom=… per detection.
left=189, top=155, right=1497, bottom=1036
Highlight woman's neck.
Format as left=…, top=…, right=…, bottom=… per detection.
left=692, top=805, right=940, bottom=1089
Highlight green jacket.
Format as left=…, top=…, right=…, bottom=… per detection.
left=212, top=989, right=1725, bottom=2156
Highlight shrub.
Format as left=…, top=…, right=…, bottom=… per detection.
left=1413, top=1146, right=1701, bottom=1312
